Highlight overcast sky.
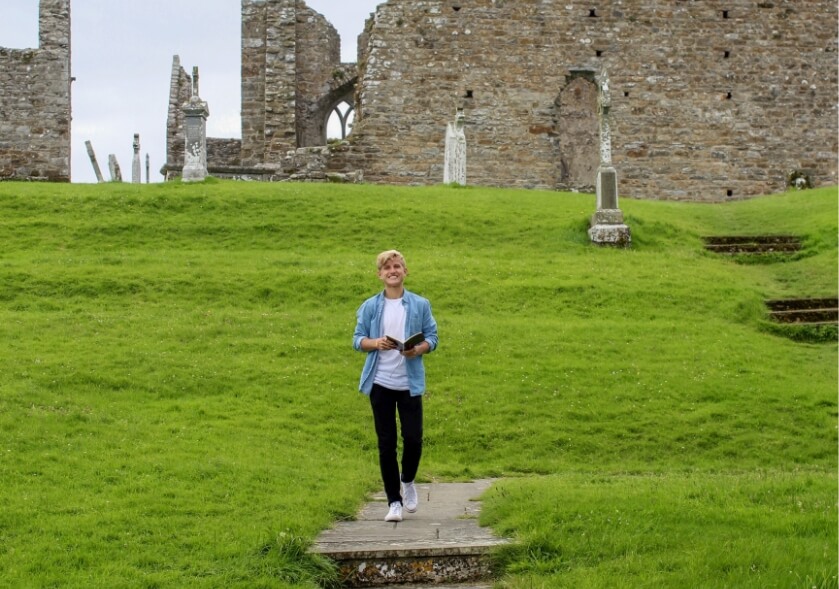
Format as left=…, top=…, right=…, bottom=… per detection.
left=0, top=0, right=382, bottom=183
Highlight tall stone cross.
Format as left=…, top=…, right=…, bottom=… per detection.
left=596, top=70, right=616, bottom=209
left=192, top=66, right=200, bottom=99
left=182, top=66, right=210, bottom=182
left=588, top=69, right=631, bottom=247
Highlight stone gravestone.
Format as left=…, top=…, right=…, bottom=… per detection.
left=444, top=109, right=466, bottom=186
left=85, top=140, right=105, bottom=183
left=182, top=67, right=210, bottom=182
left=588, top=70, right=631, bottom=247
left=131, top=134, right=142, bottom=184
left=108, top=154, right=123, bottom=182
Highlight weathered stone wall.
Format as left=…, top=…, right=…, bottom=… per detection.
left=163, top=56, right=193, bottom=178
left=240, top=0, right=343, bottom=162
left=0, top=0, right=72, bottom=182
left=208, top=138, right=243, bottom=168
left=351, top=0, right=838, bottom=200
left=241, top=0, right=295, bottom=164
left=295, top=4, right=343, bottom=147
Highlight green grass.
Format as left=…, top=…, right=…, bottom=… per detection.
left=0, top=181, right=835, bottom=588
left=484, top=471, right=836, bottom=589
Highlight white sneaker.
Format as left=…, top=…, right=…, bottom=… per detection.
left=402, top=482, right=418, bottom=513
left=385, top=501, right=403, bottom=522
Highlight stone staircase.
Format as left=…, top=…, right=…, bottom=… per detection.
left=765, top=298, right=839, bottom=325
left=701, top=235, right=836, bottom=328
left=311, top=480, right=508, bottom=588
left=702, top=235, right=802, bottom=255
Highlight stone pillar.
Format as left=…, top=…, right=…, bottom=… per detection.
left=182, top=67, right=210, bottom=183
left=589, top=70, right=631, bottom=247
left=444, top=109, right=467, bottom=186
left=146, top=154, right=150, bottom=184
left=85, top=140, right=105, bottom=183
left=131, top=134, right=142, bottom=184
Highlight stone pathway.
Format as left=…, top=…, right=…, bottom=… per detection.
left=311, top=480, right=508, bottom=587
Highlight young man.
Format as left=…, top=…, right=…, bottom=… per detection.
left=353, top=250, right=439, bottom=522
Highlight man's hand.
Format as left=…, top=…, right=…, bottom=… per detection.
left=375, top=337, right=397, bottom=351
left=402, top=342, right=427, bottom=358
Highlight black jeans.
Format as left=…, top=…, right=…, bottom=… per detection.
left=370, top=383, right=423, bottom=505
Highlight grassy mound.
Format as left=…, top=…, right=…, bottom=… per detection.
left=0, top=181, right=835, bottom=588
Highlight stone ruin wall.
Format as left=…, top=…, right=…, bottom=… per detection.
left=239, top=0, right=347, bottom=166
left=293, top=4, right=343, bottom=148
left=350, top=0, right=838, bottom=200
left=162, top=0, right=837, bottom=201
left=164, top=56, right=191, bottom=177
left=0, top=0, right=72, bottom=182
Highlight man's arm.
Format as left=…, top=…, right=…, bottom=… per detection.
left=420, top=300, right=438, bottom=353
left=353, top=298, right=396, bottom=352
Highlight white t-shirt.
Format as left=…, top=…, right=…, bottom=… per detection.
left=374, top=297, right=409, bottom=390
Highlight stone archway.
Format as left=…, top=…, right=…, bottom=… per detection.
left=299, top=77, right=357, bottom=147
left=555, top=73, right=599, bottom=192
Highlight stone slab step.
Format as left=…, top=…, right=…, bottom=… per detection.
left=374, top=585, right=493, bottom=589
left=766, top=298, right=839, bottom=325
left=703, top=235, right=802, bottom=254
left=312, top=480, right=509, bottom=587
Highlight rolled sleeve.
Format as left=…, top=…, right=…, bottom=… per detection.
left=421, top=301, right=439, bottom=352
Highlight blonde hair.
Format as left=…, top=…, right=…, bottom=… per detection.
left=376, top=249, right=406, bottom=271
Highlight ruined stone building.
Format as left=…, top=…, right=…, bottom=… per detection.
left=1, top=0, right=834, bottom=198
left=163, top=0, right=837, bottom=201
left=0, top=0, right=72, bottom=182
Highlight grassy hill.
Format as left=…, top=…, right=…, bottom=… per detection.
left=0, top=181, right=835, bottom=588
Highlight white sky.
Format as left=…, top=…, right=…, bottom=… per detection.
left=0, top=0, right=382, bottom=183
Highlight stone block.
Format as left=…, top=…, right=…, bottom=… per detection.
left=589, top=223, right=632, bottom=248
left=0, top=0, right=71, bottom=181
left=596, top=166, right=618, bottom=210
left=590, top=209, right=625, bottom=225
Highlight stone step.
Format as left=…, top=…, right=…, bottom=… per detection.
left=373, top=585, right=493, bottom=589
left=312, top=480, right=509, bottom=587
left=703, top=235, right=802, bottom=254
left=766, top=298, right=839, bottom=325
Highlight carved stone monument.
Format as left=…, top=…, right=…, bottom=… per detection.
left=131, top=134, right=142, bottom=184
left=444, top=109, right=467, bottom=186
left=182, top=67, right=210, bottom=182
left=588, top=70, right=631, bottom=247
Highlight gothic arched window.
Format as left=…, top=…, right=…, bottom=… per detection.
left=327, top=100, right=355, bottom=141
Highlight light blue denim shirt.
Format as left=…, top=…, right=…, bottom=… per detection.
left=353, top=289, right=439, bottom=396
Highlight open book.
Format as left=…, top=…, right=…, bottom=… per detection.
left=386, top=332, right=424, bottom=351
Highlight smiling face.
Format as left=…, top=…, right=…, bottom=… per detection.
left=377, top=254, right=408, bottom=291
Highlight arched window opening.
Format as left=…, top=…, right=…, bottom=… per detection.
left=327, top=101, right=355, bottom=141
